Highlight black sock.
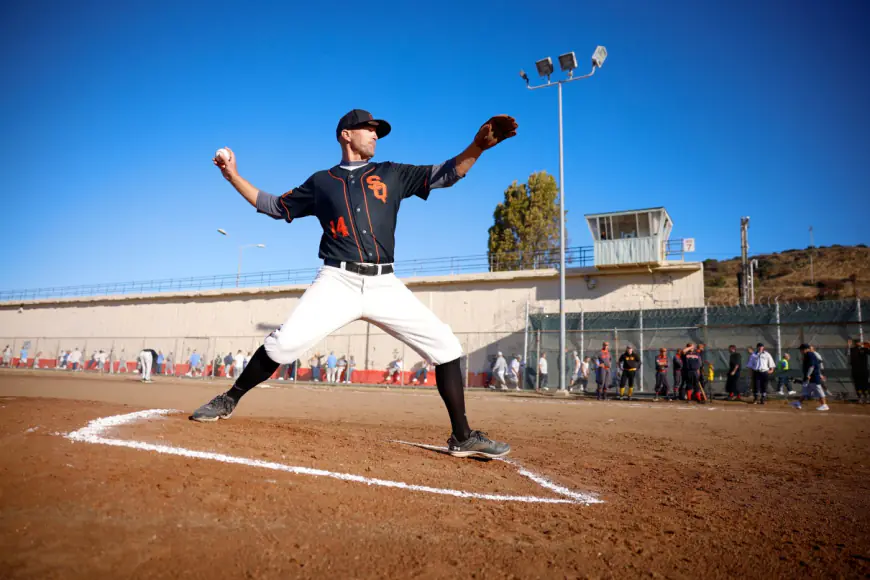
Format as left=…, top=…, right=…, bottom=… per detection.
left=226, top=346, right=280, bottom=403
left=435, top=358, right=471, bottom=441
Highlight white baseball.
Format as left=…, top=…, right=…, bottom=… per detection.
left=215, top=148, right=231, bottom=162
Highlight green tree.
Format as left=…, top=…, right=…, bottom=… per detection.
left=487, top=171, right=563, bottom=271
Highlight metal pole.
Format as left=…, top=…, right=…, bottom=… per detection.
left=557, top=81, right=567, bottom=393
left=638, top=304, right=644, bottom=393
left=750, top=259, right=756, bottom=305
left=580, top=307, right=585, bottom=362
left=858, top=295, right=865, bottom=343
left=523, top=300, right=530, bottom=381
left=535, top=330, right=541, bottom=391
left=775, top=299, right=782, bottom=363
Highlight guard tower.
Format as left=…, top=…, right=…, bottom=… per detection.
left=585, top=207, right=673, bottom=268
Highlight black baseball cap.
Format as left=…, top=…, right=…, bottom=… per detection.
left=799, top=343, right=810, bottom=350
left=336, top=109, right=391, bottom=140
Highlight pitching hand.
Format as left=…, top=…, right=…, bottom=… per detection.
left=474, top=115, right=518, bottom=150
left=213, top=147, right=238, bottom=181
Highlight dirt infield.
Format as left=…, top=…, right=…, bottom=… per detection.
left=1, top=371, right=869, bottom=579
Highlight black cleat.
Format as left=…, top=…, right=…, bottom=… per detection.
left=190, top=393, right=236, bottom=422
left=447, top=430, right=511, bottom=459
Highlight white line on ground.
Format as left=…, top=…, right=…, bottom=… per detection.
left=64, top=409, right=602, bottom=506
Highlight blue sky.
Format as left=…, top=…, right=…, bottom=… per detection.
left=1, top=0, right=868, bottom=291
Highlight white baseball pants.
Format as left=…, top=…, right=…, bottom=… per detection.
left=264, top=266, right=462, bottom=366
left=138, top=350, right=152, bottom=380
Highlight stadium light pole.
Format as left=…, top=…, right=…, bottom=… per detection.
left=520, top=46, right=607, bottom=393
left=237, top=244, right=266, bottom=287
left=218, top=230, right=266, bottom=287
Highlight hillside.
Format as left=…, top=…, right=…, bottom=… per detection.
left=703, top=245, right=870, bottom=304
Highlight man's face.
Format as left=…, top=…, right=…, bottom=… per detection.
left=343, top=125, right=378, bottom=159
left=729, top=346, right=736, bottom=352
left=603, top=342, right=609, bottom=350
left=758, top=346, right=765, bottom=353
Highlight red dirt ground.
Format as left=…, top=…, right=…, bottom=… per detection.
left=1, top=370, right=869, bottom=579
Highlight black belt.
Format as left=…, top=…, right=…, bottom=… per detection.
left=324, top=259, right=394, bottom=276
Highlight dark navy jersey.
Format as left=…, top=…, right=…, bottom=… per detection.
left=684, top=351, right=702, bottom=371
left=256, top=159, right=461, bottom=264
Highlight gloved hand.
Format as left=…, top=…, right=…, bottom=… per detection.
left=474, top=115, right=518, bottom=150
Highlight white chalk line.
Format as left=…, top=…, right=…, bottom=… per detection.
left=392, top=440, right=601, bottom=505
left=64, top=409, right=601, bottom=506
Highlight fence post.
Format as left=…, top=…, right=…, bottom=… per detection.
left=535, top=330, right=541, bottom=391
left=638, top=304, right=644, bottom=393
left=775, top=299, right=782, bottom=364
left=580, top=307, right=585, bottom=360
left=858, top=295, right=865, bottom=343
left=523, top=301, right=530, bottom=385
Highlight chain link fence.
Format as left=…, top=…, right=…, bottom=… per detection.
left=528, top=299, right=866, bottom=399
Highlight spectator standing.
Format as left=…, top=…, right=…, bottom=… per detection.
left=118, top=349, right=129, bottom=373
left=97, top=350, right=108, bottom=373
left=751, top=343, right=776, bottom=404
left=18, top=345, right=29, bottom=368
left=345, top=355, right=355, bottom=384
left=337, top=354, right=347, bottom=383
left=309, top=353, right=321, bottom=382
left=537, top=352, right=549, bottom=392
left=809, top=346, right=832, bottom=398
left=595, top=342, right=612, bottom=400
left=187, top=350, right=202, bottom=377
left=508, top=355, right=522, bottom=390
left=791, top=344, right=829, bottom=411
left=326, top=351, right=338, bottom=383
left=223, top=352, right=234, bottom=378
left=156, top=351, right=165, bottom=375
left=725, top=345, right=742, bottom=401
left=574, top=356, right=591, bottom=393
left=2, top=345, right=13, bottom=367
left=138, top=348, right=157, bottom=383
left=33, top=351, right=42, bottom=369
left=233, top=350, right=245, bottom=379
left=682, top=345, right=705, bottom=403
left=570, top=351, right=582, bottom=390
left=776, top=353, right=795, bottom=396
left=489, top=352, right=507, bottom=390
left=672, top=349, right=685, bottom=400
left=69, top=348, right=82, bottom=371
left=848, top=339, right=870, bottom=404
left=654, top=348, right=671, bottom=401
left=746, top=346, right=759, bottom=400
left=618, top=346, right=640, bottom=401
left=58, top=350, right=67, bottom=369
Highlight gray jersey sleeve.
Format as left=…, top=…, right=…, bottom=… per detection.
left=255, top=191, right=284, bottom=220
left=429, top=158, right=463, bottom=190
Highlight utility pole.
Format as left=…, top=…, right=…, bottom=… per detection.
left=740, top=217, right=750, bottom=306
left=809, top=226, right=814, bottom=284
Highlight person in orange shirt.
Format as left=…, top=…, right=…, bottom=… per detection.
left=595, top=342, right=612, bottom=401
left=654, top=348, right=671, bottom=401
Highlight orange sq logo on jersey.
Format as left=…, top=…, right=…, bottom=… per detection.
left=366, top=175, right=388, bottom=203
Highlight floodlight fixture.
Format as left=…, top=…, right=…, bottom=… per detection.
left=535, top=57, right=554, bottom=78
left=592, top=45, right=607, bottom=68
left=558, top=52, right=578, bottom=72
left=519, top=69, right=529, bottom=84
